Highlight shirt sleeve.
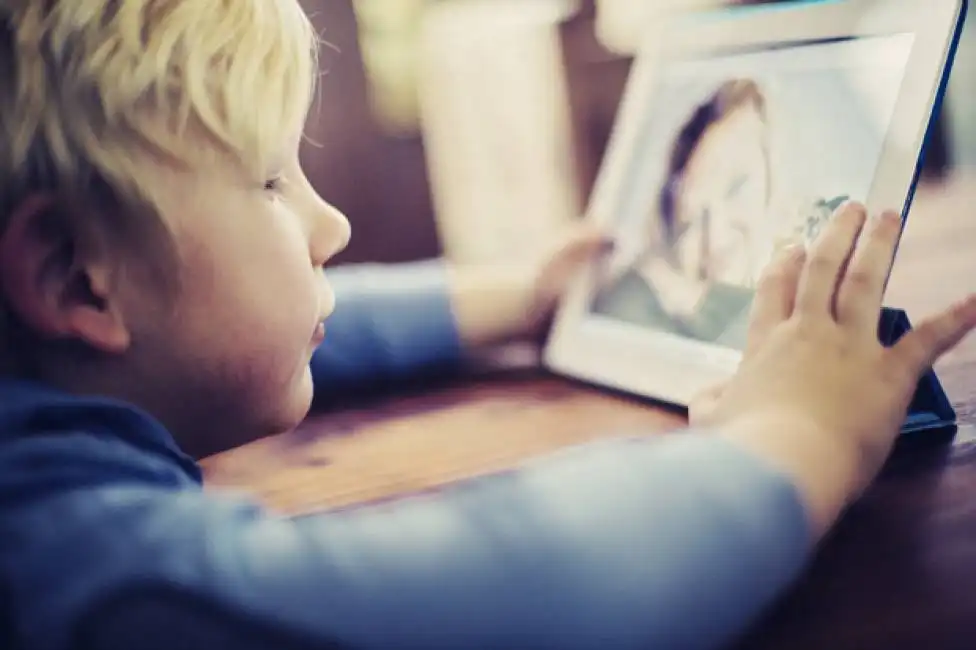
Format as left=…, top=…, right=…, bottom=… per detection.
left=310, top=260, right=464, bottom=399
left=76, top=432, right=812, bottom=650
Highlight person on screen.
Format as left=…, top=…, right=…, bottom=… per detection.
left=3, top=4, right=976, bottom=650
left=592, top=78, right=773, bottom=348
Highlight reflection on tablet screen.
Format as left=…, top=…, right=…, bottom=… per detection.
left=589, top=33, right=915, bottom=350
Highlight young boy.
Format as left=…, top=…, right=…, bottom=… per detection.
left=1, top=2, right=974, bottom=649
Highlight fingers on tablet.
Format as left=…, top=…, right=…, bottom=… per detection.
left=794, top=202, right=868, bottom=318
left=896, top=294, right=976, bottom=375
left=835, top=210, right=902, bottom=329
left=746, top=245, right=805, bottom=354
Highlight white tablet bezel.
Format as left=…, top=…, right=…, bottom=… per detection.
left=544, top=0, right=967, bottom=408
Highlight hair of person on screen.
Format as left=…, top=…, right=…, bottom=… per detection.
left=657, top=78, right=771, bottom=265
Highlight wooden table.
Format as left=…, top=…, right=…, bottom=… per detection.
left=202, top=172, right=976, bottom=650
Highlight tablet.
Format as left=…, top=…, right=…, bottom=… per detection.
left=544, top=0, right=967, bottom=408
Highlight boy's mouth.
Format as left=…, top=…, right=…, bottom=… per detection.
left=311, top=321, right=326, bottom=345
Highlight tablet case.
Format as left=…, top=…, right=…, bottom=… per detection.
left=880, top=307, right=958, bottom=438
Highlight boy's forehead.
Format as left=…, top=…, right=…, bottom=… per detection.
left=146, top=119, right=304, bottom=178
left=144, top=127, right=302, bottom=199
left=267, top=131, right=305, bottom=170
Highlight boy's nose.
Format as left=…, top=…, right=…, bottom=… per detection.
left=309, top=200, right=351, bottom=268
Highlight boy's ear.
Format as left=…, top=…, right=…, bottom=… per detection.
left=0, top=195, right=131, bottom=354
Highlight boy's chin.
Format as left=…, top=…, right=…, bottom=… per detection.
left=213, top=370, right=314, bottom=455
left=269, top=370, right=315, bottom=433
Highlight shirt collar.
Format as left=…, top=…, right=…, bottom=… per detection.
left=0, top=378, right=202, bottom=483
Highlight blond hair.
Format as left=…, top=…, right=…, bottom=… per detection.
left=0, top=0, right=319, bottom=373
left=0, top=0, right=319, bottom=221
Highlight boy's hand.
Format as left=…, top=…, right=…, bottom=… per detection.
left=448, top=225, right=611, bottom=349
left=691, top=203, right=976, bottom=539
left=521, top=225, right=613, bottom=342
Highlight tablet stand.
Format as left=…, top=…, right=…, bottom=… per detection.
left=880, top=307, right=957, bottom=438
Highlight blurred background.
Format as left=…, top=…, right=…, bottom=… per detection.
left=299, top=0, right=976, bottom=267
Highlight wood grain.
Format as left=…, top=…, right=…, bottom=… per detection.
left=201, top=172, right=976, bottom=649
left=202, top=372, right=684, bottom=513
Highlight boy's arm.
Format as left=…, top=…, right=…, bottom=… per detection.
left=310, top=261, right=465, bottom=396
left=310, top=260, right=541, bottom=397
left=81, top=432, right=812, bottom=650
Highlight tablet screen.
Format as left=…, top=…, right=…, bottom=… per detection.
left=588, top=33, right=916, bottom=351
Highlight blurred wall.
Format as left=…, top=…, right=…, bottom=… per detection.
left=298, top=0, right=441, bottom=264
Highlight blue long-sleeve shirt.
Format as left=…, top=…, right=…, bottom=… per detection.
left=0, top=261, right=812, bottom=650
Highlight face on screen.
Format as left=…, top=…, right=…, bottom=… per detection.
left=671, top=105, right=770, bottom=286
